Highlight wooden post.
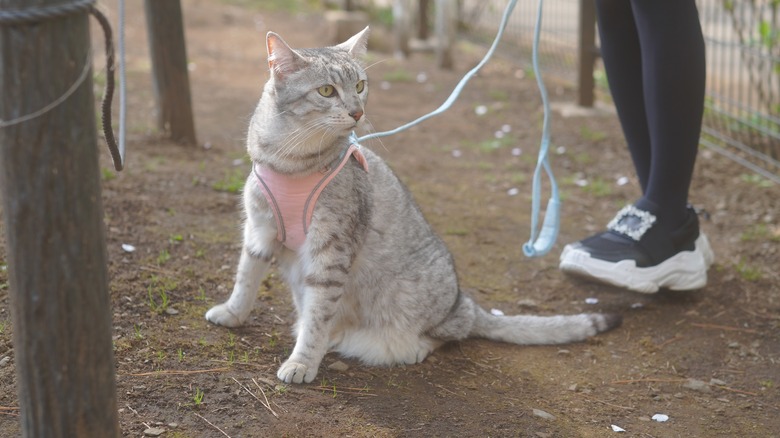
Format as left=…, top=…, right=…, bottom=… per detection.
left=434, top=0, right=456, bottom=69
left=393, top=0, right=413, bottom=58
left=418, top=0, right=430, bottom=40
left=577, top=0, right=598, bottom=107
left=144, top=0, right=197, bottom=145
left=0, top=1, right=120, bottom=436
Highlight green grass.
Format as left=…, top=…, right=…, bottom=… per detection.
left=579, top=125, right=607, bottom=142
left=740, top=223, right=780, bottom=242
left=462, top=134, right=517, bottom=153
left=169, top=234, right=184, bottom=244
left=488, top=89, right=510, bottom=102
left=213, top=168, right=246, bottom=193
left=147, top=275, right=178, bottom=314
left=572, top=151, right=594, bottom=165
left=156, top=249, right=171, bottom=265
left=382, top=69, right=413, bottom=83
left=735, top=259, right=762, bottom=281
left=581, top=177, right=613, bottom=197
left=219, top=0, right=318, bottom=13
left=193, top=387, right=205, bottom=406
left=740, top=173, right=773, bottom=188
left=445, top=228, right=469, bottom=236
left=101, top=168, right=116, bottom=181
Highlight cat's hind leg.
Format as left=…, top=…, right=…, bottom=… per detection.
left=426, top=291, right=477, bottom=341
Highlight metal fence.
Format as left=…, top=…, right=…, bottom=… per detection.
left=459, top=0, right=780, bottom=183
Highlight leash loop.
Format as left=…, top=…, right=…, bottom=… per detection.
left=354, top=0, right=560, bottom=258
left=522, top=0, right=559, bottom=257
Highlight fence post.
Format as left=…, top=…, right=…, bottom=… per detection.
left=144, top=0, right=197, bottom=145
left=0, top=1, right=120, bottom=436
left=577, top=0, right=597, bottom=107
left=434, top=0, right=456, bottom=69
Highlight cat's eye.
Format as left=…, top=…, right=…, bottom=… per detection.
left=356, top=80, right=366, bottom=93
left=317, top=85, right=336, bottom=97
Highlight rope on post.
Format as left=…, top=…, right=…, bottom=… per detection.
left=0, top=0, right=125, bottom=171
left=0, top=0, right=94, bottom=25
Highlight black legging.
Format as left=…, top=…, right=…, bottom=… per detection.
left=596, top=0, right=706, bottom=232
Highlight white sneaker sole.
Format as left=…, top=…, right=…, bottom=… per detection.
left=559, top=234, right=715, bottom=293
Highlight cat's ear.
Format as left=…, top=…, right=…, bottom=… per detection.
left=267, top=32, right=305, bottom=79
left=336, top=26, right=370, bottom=58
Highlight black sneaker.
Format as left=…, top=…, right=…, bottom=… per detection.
left=559, top=205, right=715, bottom=293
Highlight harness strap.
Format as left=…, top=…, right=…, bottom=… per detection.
left=253, top=145, right=368, bottom=250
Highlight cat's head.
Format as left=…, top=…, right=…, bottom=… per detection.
left=264, top=27, right=370, bottom=137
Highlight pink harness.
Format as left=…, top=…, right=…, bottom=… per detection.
left=253, top=145, right=369, bottom=251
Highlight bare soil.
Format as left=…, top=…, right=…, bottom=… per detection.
left=1, top=1, right=779, bottom=437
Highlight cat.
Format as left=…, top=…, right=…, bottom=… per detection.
left=205, top=27, right=621, bottom=384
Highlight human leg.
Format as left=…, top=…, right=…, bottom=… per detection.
left=559, top=0, right=712, bottom=292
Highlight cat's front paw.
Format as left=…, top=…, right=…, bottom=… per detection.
left=205, top=303, right=245, bottom=328
left=277, top=359, right=319, bottom=384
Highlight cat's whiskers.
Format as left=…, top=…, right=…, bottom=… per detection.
left=363, top=58, right=389, bottom=71
left=274, top=118, right=331, bottom=161
left=361, top=116, right=390, bottom=153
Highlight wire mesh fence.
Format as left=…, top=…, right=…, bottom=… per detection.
left=458, top=0, right=780, bottom=183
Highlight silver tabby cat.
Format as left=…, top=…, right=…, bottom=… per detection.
left=205, top=27, right=621, bottom=384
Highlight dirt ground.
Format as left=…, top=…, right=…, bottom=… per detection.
left=1, top=1, right=779, bottom=437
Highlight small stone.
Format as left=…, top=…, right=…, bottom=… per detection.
left=164, top=308, right=179, bottom=315
left=728, top=342, right=740, bottom=349
left=651, top=413, right=669, bottom=422
left=557, top=349, right=571, bottom=356
left=637, top=416, right=651, bottom=422
left=327, top=361, right=350, bottom=372
left=143, top=427, right=165, bottom=437
left=567, top=383, right=578, bottom=392
left=516, top=299, right=538, bottom=309
left=0, top=356, right=10, bottom=367
left=532, top=408, right=555, bottom=420
left=683, top=378, right=712, bottom=393
left=167, top=423, right=178, bottom=429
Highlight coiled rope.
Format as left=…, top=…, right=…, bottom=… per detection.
left=0, top=0, right=125, bottom=171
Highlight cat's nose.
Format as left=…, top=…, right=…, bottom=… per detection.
left=349, top=110, right=363, bottom=122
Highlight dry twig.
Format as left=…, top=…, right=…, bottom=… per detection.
left=231, top=377, right=278, bottom=419
left=253, top=378, right=280, bottom=418
left=573, top=393, right=634, bottom=411
left=122, top=367, right=230, bottom=377
left=612, top=378, right=759, bottom=396
left=194, top=412, right=231, bottom=438
left=690, top=322, right=759, bottom=334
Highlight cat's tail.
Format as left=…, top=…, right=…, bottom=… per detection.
left=468, top=299, right=622, bottom=345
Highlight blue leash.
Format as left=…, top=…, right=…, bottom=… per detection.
left=351, top=0, right=559, bottom=257
left=522, top=0, right=559, bottom=257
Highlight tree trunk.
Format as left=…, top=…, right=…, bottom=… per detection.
left=144, top=0, right=197, bottom=145
left=0, top=0, right=120, bottom=436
